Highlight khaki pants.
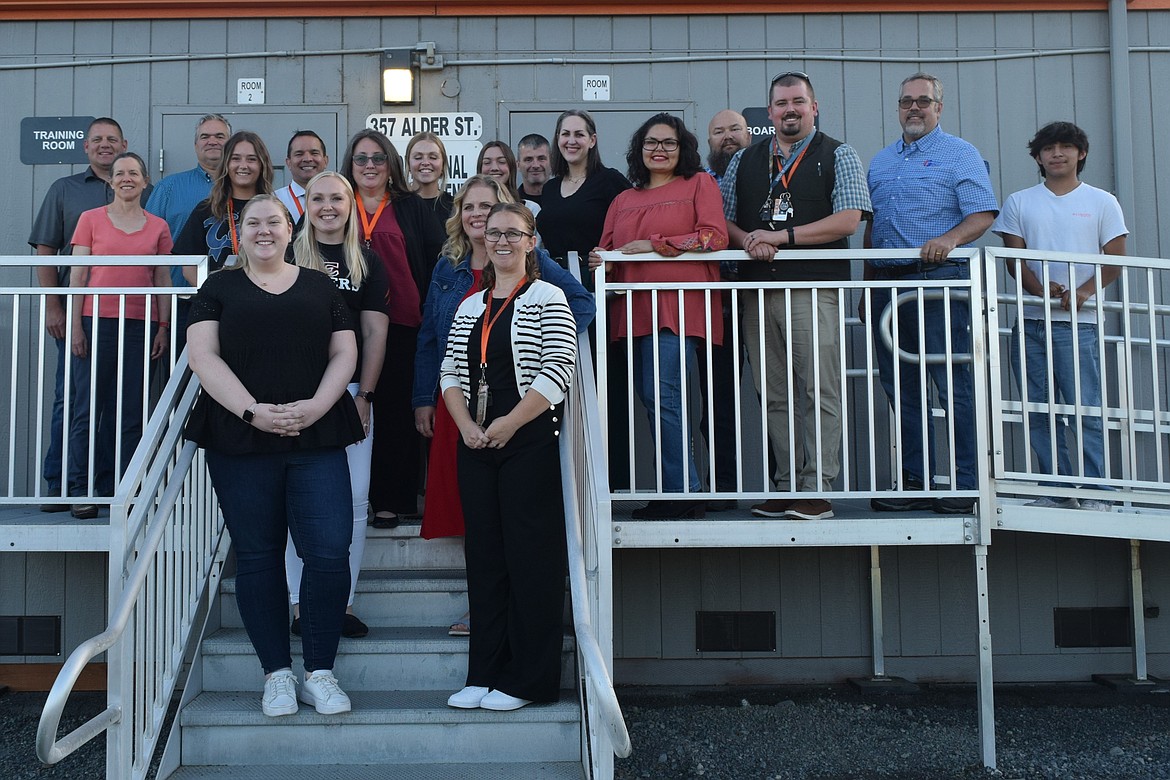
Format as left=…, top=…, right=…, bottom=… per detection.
left=741, top=288, right=842, bottom=493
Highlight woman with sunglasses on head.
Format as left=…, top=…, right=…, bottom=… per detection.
left=413, top=176, right=593, bottom=636
left=442, top=202, right=577, bottom=712
left=284, top=171, right=389, bottom=640
left=186, top=194, right=363, bottom=718
left=342, top=129, right=445, bottom=529
left=589, top=113, right=728, bottom=519
left=406, top=131, right=454, bottom=240
left=174, top=130, right=276, bottom=280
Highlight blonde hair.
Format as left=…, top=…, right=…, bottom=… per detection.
left=405, top=132, right=449, bottom=193
left=229, top=195, right=292, bottom=274
left=441, top=175, right=515, bottom=267
left=293, top=171, right=367, bottom=288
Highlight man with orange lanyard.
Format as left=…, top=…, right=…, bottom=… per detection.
left=277, top=130, right=329, bottom=223
left=720, top=71, right=871, bottom=521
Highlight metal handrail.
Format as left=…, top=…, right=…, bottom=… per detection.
left=35, top=364, right=204, bottom=762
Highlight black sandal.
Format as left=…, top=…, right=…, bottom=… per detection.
left=371, top=511, right=399, bottom=529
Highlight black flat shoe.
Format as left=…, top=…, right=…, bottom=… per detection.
left=631, top=500, right=705, bottom=519
left=371, top=512, right=400, bottom=529
left=342, top=613, right=369, bottom=638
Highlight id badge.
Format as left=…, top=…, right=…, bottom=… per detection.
left=772, top=192, right=793, bottom=222
left=475, top=383, right=490, bottom=426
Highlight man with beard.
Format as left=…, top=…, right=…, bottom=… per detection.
left=697, top=109, right=752, bottom=508
left=864, top=72, right=998, bottom=514
left=706, top=109, right=750, bottom=182
left=720, top=73, right=871, bottom=521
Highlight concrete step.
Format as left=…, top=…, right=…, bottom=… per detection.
left=361, top=523, right=466, bottom=570
left=167, top=762, right=585, bottom=779
left=200, top=627, right=577, bottom=692
left=219, top=569, right=469, bottom=629
left=179, top=689, right=581, bottom=766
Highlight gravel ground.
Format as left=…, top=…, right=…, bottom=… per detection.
left=5, top=684, right=1170, bottom=778
left=614, top=684, right=1170, bottom=780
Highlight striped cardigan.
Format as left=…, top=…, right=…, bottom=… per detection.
left=439, top=279, right=577, bottom=408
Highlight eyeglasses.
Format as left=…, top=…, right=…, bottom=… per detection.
left=353, top=153, right=389, bottom=167
left=484, top=229, right=533, bottom=243
left=642, top=138, right=680, bottom=151
left=771, top=70, right=812, bottom=86
left=898, top=96, right=939, bottom=109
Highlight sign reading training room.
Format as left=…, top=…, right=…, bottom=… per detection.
left=21, top=116, right=94, bottom=165
left=366, top=112, right=483, bottom=195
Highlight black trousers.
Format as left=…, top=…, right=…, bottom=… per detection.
left=457, top=406, right=567, bottom=702
left=370, top=323, right=421, bottom=515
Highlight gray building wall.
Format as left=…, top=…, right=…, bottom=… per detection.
left=2, top=10, right=1167, bottom=679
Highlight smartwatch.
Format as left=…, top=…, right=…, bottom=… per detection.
left=242, top=404, right=257, bottom=425
left=357, top=390, right=375, bottom=402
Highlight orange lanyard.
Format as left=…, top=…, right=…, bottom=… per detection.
left=287, top=186, right=304, bottom=217
left=478, top=281, right=526, bottom=370
left=358, top=194, right=389, bottom=245
left=772, top=141, right=810, bottom=191
left=227, top=210, right=240, bottom=255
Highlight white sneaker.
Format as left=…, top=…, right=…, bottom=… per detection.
left=1079, top=498, right=1115, bottom=512
left=299, top=670, right=351, bottom=714
left=1026, top=496, right=1080, bottom=509
left=262, top=669, right=299, bottom=717
left=447, top=685, right=490, bottom=709
left=480, top=689, right=533, bottom=711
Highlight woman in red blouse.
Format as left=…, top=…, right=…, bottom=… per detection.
left=591, top=113, right=728, bottom=519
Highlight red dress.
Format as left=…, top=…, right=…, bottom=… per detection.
left=420, top=268, right=484, bottom=539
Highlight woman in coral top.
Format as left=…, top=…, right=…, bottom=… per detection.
left=66, top=151, right=173, bottom=517
left=590, top=113, right=728, bottom=519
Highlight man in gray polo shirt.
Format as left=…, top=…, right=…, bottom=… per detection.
left=28, top=117, right=127, bottom=510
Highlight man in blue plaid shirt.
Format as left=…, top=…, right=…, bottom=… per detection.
left=864, top=72, right=999, bottom=514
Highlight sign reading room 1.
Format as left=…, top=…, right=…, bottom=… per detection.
left=366, top=112, right=484, bottom=195
left=21, top=116, right=94, bottom=165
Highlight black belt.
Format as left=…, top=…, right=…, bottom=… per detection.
left=877, top=259, right=965, bottom=278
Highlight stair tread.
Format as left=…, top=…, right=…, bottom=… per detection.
left=202, top=626, right=573, bottom=654
left=167, top=761, right=585, bottom=778
left=221, top=568, right=468, bottom=594
left=182, top=689, right=580, bottom=726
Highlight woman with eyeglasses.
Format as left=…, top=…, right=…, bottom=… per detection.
left=174, top=131, right=276, bottom=279
left=442, top=202, right=577, bottom=712
left=413, top=175, right=593, bottom=636
left=341, top=129, right=445, bottom=529
left=406, top=131, right=454, bottom=240
left=589, top=113, right=728, bottom=519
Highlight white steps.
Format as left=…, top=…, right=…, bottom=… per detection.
left=167, top=762, right=585, bottom=778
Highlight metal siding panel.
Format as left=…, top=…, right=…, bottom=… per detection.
left=533, top=17, right=572, bottom=52
left=62, top=552, right=107, bottom=657
left=894, top=546, right=942, bottom=656
left=612, top=547, right=624, bottom=652
left=763, top=14, right=804, bottom=50
left=266, top=20, right=306, bottom=103
left=878, top=11, right=919, bottom=52
left=649, top=15, right=688, bottom=51
left=938, top=547, right=977, bottom=656
left=303, top=20, right=344, bottom=105
left=803, top=14, right=842, bottom=52
left=1130, top=51, right=1161, bottom=258
left=74, top=20, right=113, bottom=55
left=777, top=548, right=821, bottom=657
left=496, top=16, right=535, bottom=53
left=573, top=17, right=611, bottom=52
left=0, top=553, right=28, bottom=614
left=699, top=550, right=741, bottom=610
left=726, top=15, right=766, bottom=51
left=616, top=549, right=662, bottom=658
left=879, top=545, right=902, bottom=655
left=818, top=547, right=866, bottom=657
left=993, top=58, right=1038, bottom=192
left=23, top=552, right=65, bottom=662
left=457, top=16, right=497, bottom=53
left=1055, top=535, right=1107, bottom=606
left=150, top=21, right=191, bottom=106
left=1071, top=9, right=1110, bottom=46
left=686, top=15, right=726, bottom=51
left=1140, top=542, right=1170, bottom=648
left=611, top=16, right=650, bottom=53
left=612, top=62, right=652, bottom=110
left=649, top=62, right=690, bottom=101
left=660, top=550, right=701, bottom=659
left=1014, top=533, right=1060, bottom=654
left=987, top=532, right=1022, bottom=655
left=738, top=549, right=780, bottom=613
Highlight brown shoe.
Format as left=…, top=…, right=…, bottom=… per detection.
left=750, top=498, right=796, bottom=518
left=785, top=499, right=834, bottom=520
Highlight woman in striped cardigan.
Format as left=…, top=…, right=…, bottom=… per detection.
left=440, top=202, right=577, bottom=712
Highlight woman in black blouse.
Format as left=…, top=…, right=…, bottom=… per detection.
left=187, top=194, right=363, bottom=718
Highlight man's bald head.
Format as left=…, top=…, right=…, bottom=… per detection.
left=706, top=109, right=750, bottom=177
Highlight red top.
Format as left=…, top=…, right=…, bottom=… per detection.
left=366, top=200, right=421, bottom=328
left=600, top=174, right=728, bottom=343
left=71, top=206, right=173, bottom=321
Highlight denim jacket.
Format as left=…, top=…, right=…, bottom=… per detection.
left=412, top=247, right=595, bottom=409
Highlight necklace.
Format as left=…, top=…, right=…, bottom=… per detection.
left=565, top=174, right=586, bottom=184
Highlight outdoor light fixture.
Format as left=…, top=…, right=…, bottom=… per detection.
left=381, top=48, right=414, bottom=105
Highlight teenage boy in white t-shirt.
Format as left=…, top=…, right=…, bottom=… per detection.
left=993, top=121, right=1128, bottom=511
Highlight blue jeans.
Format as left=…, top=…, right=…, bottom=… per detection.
left=869, top=263, right=978, bottom=490
left=67, top=317, right=152, bottom=497
left=206, top=447, right=353, bottom=674
left=1011, top=319, right=1107, bottom=484
left=44, top=334, right=66, bottom=495
left=632, top=332, right=702, bottom=493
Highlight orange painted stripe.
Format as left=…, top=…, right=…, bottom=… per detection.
left=3, top=0, right=1165, bottom=21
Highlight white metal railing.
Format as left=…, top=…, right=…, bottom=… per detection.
left=594, top=248, right=989, bottom=506
left=986, top=247, right=1170, bottom=507
left=0, top=254, right=206, bottom=504
left=35, top=352, right=225, bottom=779
left=561, top=252, right=631, bottom=779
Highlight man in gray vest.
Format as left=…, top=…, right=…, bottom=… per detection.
left=720, top=72, right=871, bottom=521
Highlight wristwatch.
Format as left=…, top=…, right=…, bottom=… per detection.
left=242, top=404, right=257, bottom=424
left=357, top=390, right=375, bottom=402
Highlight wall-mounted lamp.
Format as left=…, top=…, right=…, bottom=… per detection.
left=381, top=43, right=445, bottom=106
left=381, top=48, right=414, bottom=105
